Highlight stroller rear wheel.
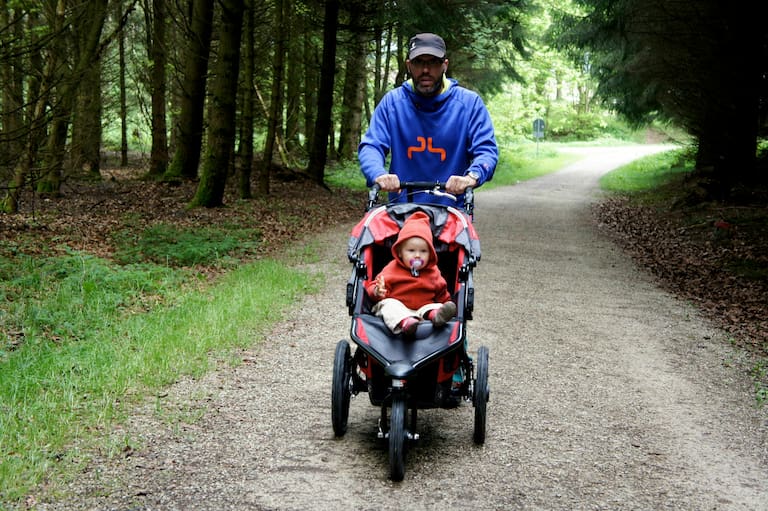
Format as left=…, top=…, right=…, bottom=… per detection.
left=388, top=394, right=407, bottom=481
left=332, top=340, right=353, bottom=437
left=473, top=346, right=490, bottom=444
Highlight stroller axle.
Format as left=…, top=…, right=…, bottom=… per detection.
left=378, top=417, right=420, bottom=442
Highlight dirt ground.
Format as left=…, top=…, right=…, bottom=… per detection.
left=31, top=146, right=768, bottom=510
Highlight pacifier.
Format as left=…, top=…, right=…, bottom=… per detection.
left=409, top=258, right=423, bottom=277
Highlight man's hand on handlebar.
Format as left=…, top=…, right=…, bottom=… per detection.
left=446, top=174, right=477, bottom=195
left=374, top=174, right=401, bottom=192
left=374, top=173, right=476, bottom=194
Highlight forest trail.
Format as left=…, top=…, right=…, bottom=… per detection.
left=37, top=145, right=767, bottom=511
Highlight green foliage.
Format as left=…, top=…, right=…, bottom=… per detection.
left=0, top=251, right=184, bottom=349
left=324, top=159, right=368, bottom=191
left=546, top=103, right=633, bottom=141
left=486, top=83, right=638, bottom=145
left=757, top=138, right=768, bottom=158
left=486, top=85, right=534, bottom=142
left=397, top=0, right=534, bottom=94
left=112, top=223, right=262, bottom=266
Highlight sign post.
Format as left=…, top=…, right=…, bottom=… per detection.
left=533, top=118, right=545, bottom=157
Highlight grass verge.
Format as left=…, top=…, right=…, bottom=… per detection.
left=0, top=250, right=320, bottom=504
left=489, top=141, right=584, bottom=187
left=599, top=148, right=692, bottom=193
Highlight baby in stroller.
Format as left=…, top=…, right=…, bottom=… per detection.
left=334, top=183, right=489, bottom=481
left=366, top=211, right=458, bottom=338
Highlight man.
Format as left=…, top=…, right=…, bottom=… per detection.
left=358, top=33, right=498, bottom=207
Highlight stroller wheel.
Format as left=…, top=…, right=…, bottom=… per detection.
left=473, top=345, right=490, bottom=444
left=388, top=395, right=407, bottom=481
left=332, top=340, right=353, bottom=437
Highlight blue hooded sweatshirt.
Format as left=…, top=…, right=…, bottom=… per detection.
left=358, top=77, right=498, bottom=207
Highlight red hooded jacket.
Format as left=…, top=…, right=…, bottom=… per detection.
left=366, top=211, right=452, bottom=309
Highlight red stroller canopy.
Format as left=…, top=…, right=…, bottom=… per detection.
left=347, top=203, right=481, bottom=264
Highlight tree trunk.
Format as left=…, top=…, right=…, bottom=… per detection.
left=147, top=0, right=168, bottom=177
left=303, top=31, right=318, bottom=153
left=394, top=29, right=406, bottom=86
left=70, top=0, right=110, bottom=180
left=34, top=0, right=68, bottom=196
left=118, top=0, right=129, bottom=167
left=718, top=11, right=760, bottom=187
left=372, top=22, right=382, bottom=107
left=165, top=0, right=214, bottom=181
left=336, top=8, right=367, bottom=160
left=693, top=4, right=762, bottom=194
left=190, top=0, right=244, bottom=207
left=1, top=9, right=43, bottom=213
left=238, top=0, right=255, bottom=199
left=372, top=7, right=394, bottom=106
left=284, top=0, right=301, bottom=154
left=0, top=2, right=24, bottom=169
left=70, top=58, right=103, bottom=179
left=36, top=0, right=109, bottom=194
left=257, top=0, right=287, bottom=196
left=37, top=109, right=70, bottom=195
left=306, top=0, right=339, bottom=185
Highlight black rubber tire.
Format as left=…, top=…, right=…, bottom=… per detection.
left=388, top=395, right=407, bottom=481
left=331, top=340, right=352, bottom=437
left=473, top=345, right=490, bottom=444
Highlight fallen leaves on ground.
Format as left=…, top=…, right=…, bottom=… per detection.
left=0, top=167, right=363, bottom=264
left=594, top=192, right=768, bottom=358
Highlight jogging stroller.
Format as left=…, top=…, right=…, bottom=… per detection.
left=331, top=182, right=490, bottom=481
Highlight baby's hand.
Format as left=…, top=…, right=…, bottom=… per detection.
left=375, top=274, right=387, bottom=298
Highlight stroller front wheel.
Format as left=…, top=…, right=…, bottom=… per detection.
left=332, top=340, right=353, bottom=437
left=388, top=394, right=407, bottom=481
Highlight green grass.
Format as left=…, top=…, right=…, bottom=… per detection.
left=112, top=223, right=262, bottom=266
left=325, top=160, right=368, bottom=190
left=0, top=251, right=184, bottom=346
left=0, top=248, right=320, bottom=504
left=488, top=141, right=583, bottom=187
left=599, top=148, right=692, bottom=193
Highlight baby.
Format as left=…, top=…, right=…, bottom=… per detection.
left=366, top=211, right=457, bottom=336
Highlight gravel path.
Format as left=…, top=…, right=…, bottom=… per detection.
left=38, top=146, right=768, bottom=510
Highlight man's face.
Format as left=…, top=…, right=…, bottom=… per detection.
left=407, top=55, right=447, bottom=96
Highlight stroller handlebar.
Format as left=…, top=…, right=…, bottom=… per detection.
left=367, top=181, right=475, bottom=216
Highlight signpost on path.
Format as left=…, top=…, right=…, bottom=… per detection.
left=533, top=118, right=545, bottom=157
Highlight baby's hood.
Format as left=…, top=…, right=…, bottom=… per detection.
left=391, top=211, right=438, bottom=266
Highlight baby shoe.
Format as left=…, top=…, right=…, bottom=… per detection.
left=399, top=317, right=419, bottom=337
left=432, top=301, right=457, bottom=327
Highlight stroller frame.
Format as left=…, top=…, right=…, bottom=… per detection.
left=332, top=182, right=490, bottom=481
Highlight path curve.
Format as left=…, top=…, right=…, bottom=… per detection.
left=39, top=145, right=768, bottom=511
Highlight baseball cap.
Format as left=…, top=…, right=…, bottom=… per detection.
left=408, top=33, right=446, bottom=60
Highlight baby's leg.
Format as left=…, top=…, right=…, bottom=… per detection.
left=373, top=298, right=419, bottom=333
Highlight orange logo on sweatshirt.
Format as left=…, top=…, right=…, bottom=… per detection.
left=407, top=137, right=446, bottom=161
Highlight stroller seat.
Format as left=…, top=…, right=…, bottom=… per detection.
left=346, top=203, right=480, bottom=319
